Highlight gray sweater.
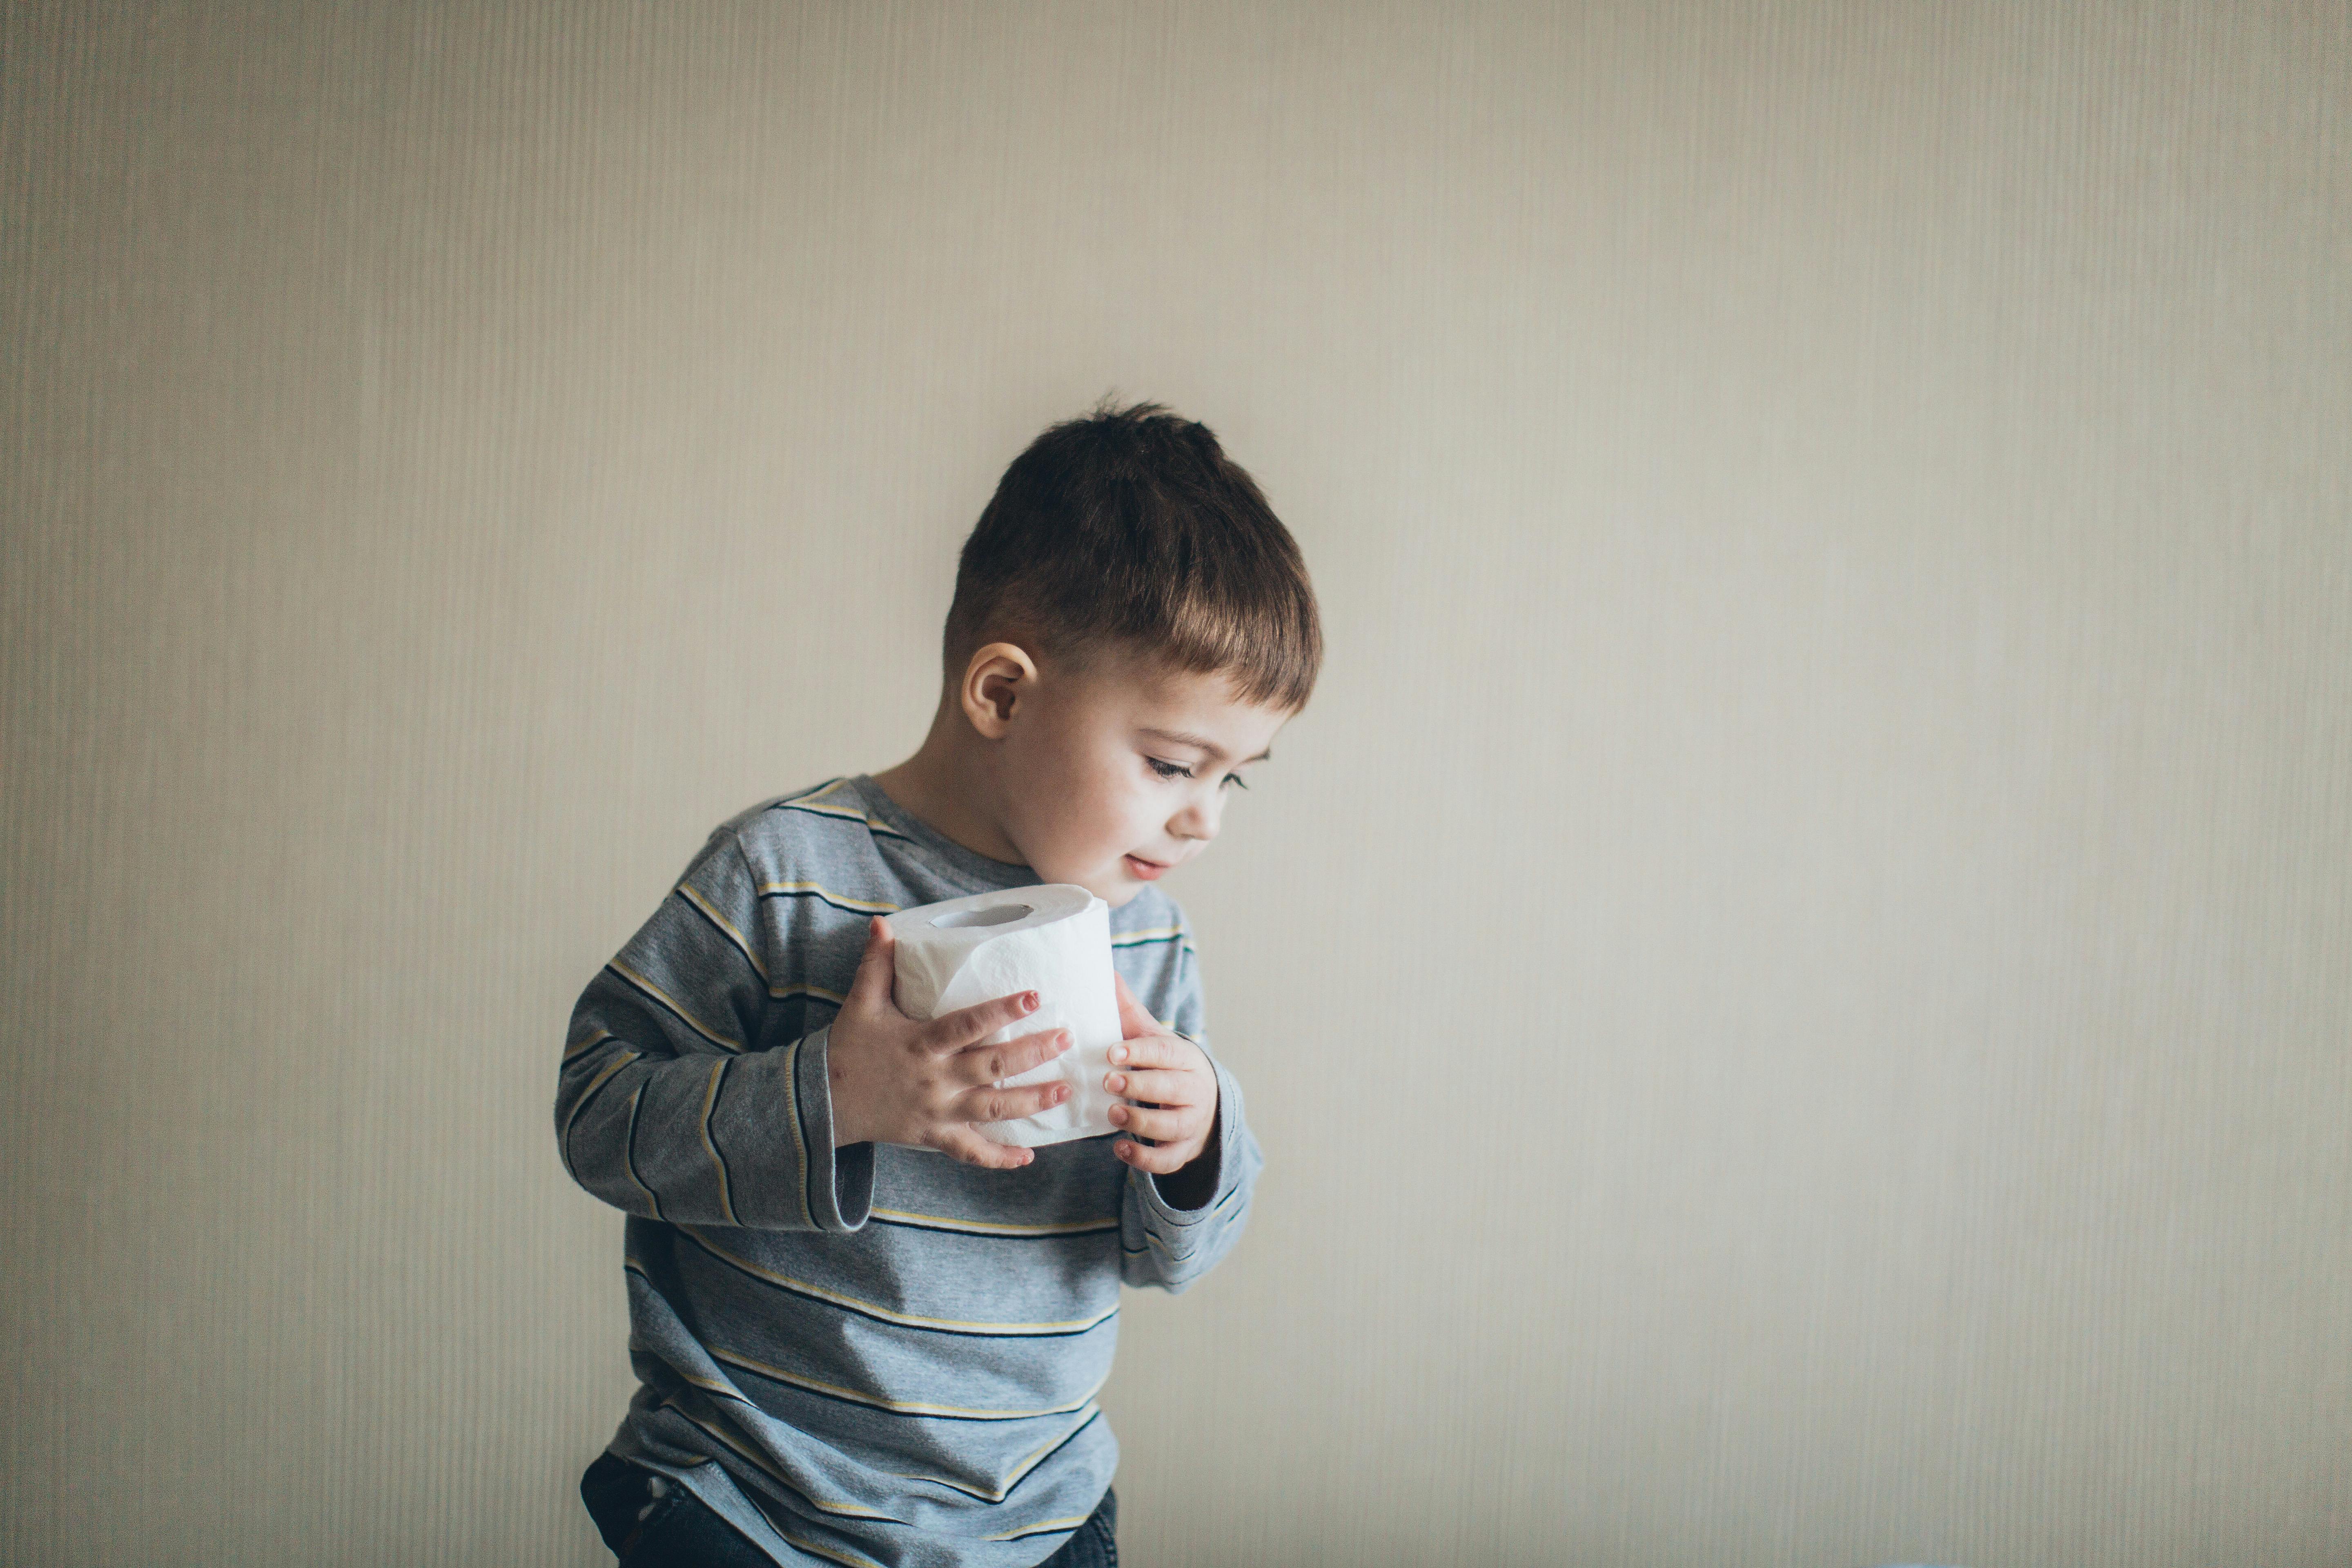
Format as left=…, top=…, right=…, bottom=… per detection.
left=557, top=777, right=1261, bottom=1566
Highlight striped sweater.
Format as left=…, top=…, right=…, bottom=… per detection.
left=556, top=776, right=1261, bottom=1567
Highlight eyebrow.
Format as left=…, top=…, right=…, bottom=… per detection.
left=1139, top=727, right=1273, bottom=766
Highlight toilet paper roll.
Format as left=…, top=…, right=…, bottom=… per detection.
left=886, top=884, right=1123, bottom=1148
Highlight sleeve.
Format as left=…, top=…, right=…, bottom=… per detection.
left=553, top=829, right=872, bottom=1232
left=1119, top=938, right=1263, bottom=1293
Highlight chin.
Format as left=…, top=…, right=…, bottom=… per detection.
left=1076, top=872, right=1146, bottom=908
left=1031, top=864, right=1134, bottom=906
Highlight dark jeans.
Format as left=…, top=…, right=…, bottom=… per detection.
left=581, top=1452, right=1117, bottom=1567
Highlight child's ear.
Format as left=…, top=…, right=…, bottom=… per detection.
left=960, top=641, right=1038, bottom=738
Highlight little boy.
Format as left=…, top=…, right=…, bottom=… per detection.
left=557, top=403, right=1321, bottom=1567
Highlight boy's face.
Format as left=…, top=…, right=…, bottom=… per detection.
left=989, top=651, right=1291, bottom=907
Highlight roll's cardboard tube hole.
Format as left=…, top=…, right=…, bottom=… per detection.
left=931, top=904, right=1032, bottom=930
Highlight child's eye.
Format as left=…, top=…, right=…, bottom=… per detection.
left=1146, top=758, right=1194, bottom=781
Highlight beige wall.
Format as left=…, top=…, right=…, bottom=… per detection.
left=4, top=4, right=2346, bottom=1564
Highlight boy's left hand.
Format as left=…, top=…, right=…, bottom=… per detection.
left=1105, top=973, right=1219, bottom=1176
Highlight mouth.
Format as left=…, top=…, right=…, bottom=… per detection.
left=1123, top=855, right=1173, bottom=882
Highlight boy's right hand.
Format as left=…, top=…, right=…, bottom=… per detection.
left=825, top=916, right=1072, bottom=1169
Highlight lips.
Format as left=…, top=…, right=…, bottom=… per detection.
left=1123, top=855, right=1172, bottom=882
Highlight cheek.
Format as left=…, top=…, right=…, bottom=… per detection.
left=1067, top=763, right=1159, bottom=851
left=1082, top=770, right=1151, bottom=838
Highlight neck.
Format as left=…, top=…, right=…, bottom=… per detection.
left=870, top=699, right=1025, bottom=866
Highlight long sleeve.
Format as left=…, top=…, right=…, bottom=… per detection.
left=1117, top=934, right=1263, bottom=1292
left=1118, top=1056, right=1263, bottom=1292
left=554, top=830, right=872, bottom=1232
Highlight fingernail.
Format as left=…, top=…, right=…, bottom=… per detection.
left=1109, top=1105, right=1127, bottom=1124
left=1022, top=992, right=1038, bottom=1011
left=1106, top=1074, right=1125, bottom=1093
left=1056, top=1031, right=1071, bottom=1049
left=1109, top=1045, right=1128, bottom=1064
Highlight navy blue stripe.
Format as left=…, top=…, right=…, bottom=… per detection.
left=756, top=884, right=898, bottom=915
left=604, top=963, right=744, bottom=1054
left=767, top=793, right=915, bottom=841
left=621, top=1267, right=772, bottom=1418
left=673, top=886, right=769, bottom=985
left=708, top=1057, right=740, bottom=1225
left=770, top=987, right=845, bottom=1011
left=657, top=1394, right=915, bottom=1526
left=791, top=1043, right=821, bottom=1226
left=624, top=1086, right=663, bottom=1221
left=560, top=1047, right=637, bottom=1179
left=899, top=1410, right=1103, bottom=1504
left=655, top=1368, right=1063, bottom=1525
left=869, top=1213, right=1120, bottom=1242
left=676, top=1229, right=1118, bottom=1341
left=710, top=1350, right=1092, bottom=1424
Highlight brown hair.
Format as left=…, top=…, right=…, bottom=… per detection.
left=944, top=401, right=1322, bottom=711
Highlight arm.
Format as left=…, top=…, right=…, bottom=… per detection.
left=1114, top=972, right=1265, bottom=1294
left=554, top=831, right=867, bottom=1231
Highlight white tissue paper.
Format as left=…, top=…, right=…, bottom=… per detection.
left=886, top=884, right=1123, bottom=1148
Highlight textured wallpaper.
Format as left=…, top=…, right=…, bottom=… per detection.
left=3, top=3, right=2345, bottom=1564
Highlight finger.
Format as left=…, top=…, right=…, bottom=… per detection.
left=1106, top=1031, right=1191, bottom=1071
left=923, top=989, right=1040, bottom=1054
left=931, top=1125, right=1034, bottom=1171
left=954, top=1078, right=1070, bottom=1125
left=1102, top=1067, right=1200, bottom=1106
left=1112, top=972, right=1158, bottom=1040
left=1109, top=1101, right=1199, bottom=1142
left=1115, top=1138, right=1191, bottom=1175
left=953, top=1028, right=1072, bottom=1088
left=846, top=917, right=898, bottom=1011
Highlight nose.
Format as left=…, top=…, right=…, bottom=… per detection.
left=1169, top=788, right=1221, bottom=844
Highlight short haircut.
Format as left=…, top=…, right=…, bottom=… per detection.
left=944, top=401, right=1323, bottom=712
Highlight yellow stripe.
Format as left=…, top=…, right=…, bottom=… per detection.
left=994, top=1409, right=1099, bottom=1495
left=757, top=880, right=901, bottom=914
left=563, top=1026, right=615, bottom=1062
left=791, top=800, right=909, bottom=837
left=870, top=1206, right=1118, bottom=1238
left=1110, top=925, right=1187, bottom=946
left=676, top=883, right=767, bottom=982
left=893, top=1406, right=1099, bottom=1503
left=621, top=1087, right=660, bottom=1217
left=623, top=1262, right=758, bottom=1404
left=682, top=1229, right=1119, bottom=1336
left=560, top=1049, right=641, bottom=1177
left=780, top=779, right=856, bottom=808
left=708, top=1344, right=1103, bottom=1420
left=779, top=780, right=911, bottom=839
left=987, top=1514, right=1095, bottom=1542
left=570, top=1051, right=638, bottom=1116
left=771, top=981, right=848, bottom=1005
left=779, top=1534, right=884, bottom=1568
left=659, top=1399, right=898, bottom=1532
left=609, top=959, right=745, bottom=1052
left=1126, top=1225, right=1178, bottom=1264
left=699, top=1060, right=738, bottom=1225
left=662, top=1344, right=1096, bottom=1520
